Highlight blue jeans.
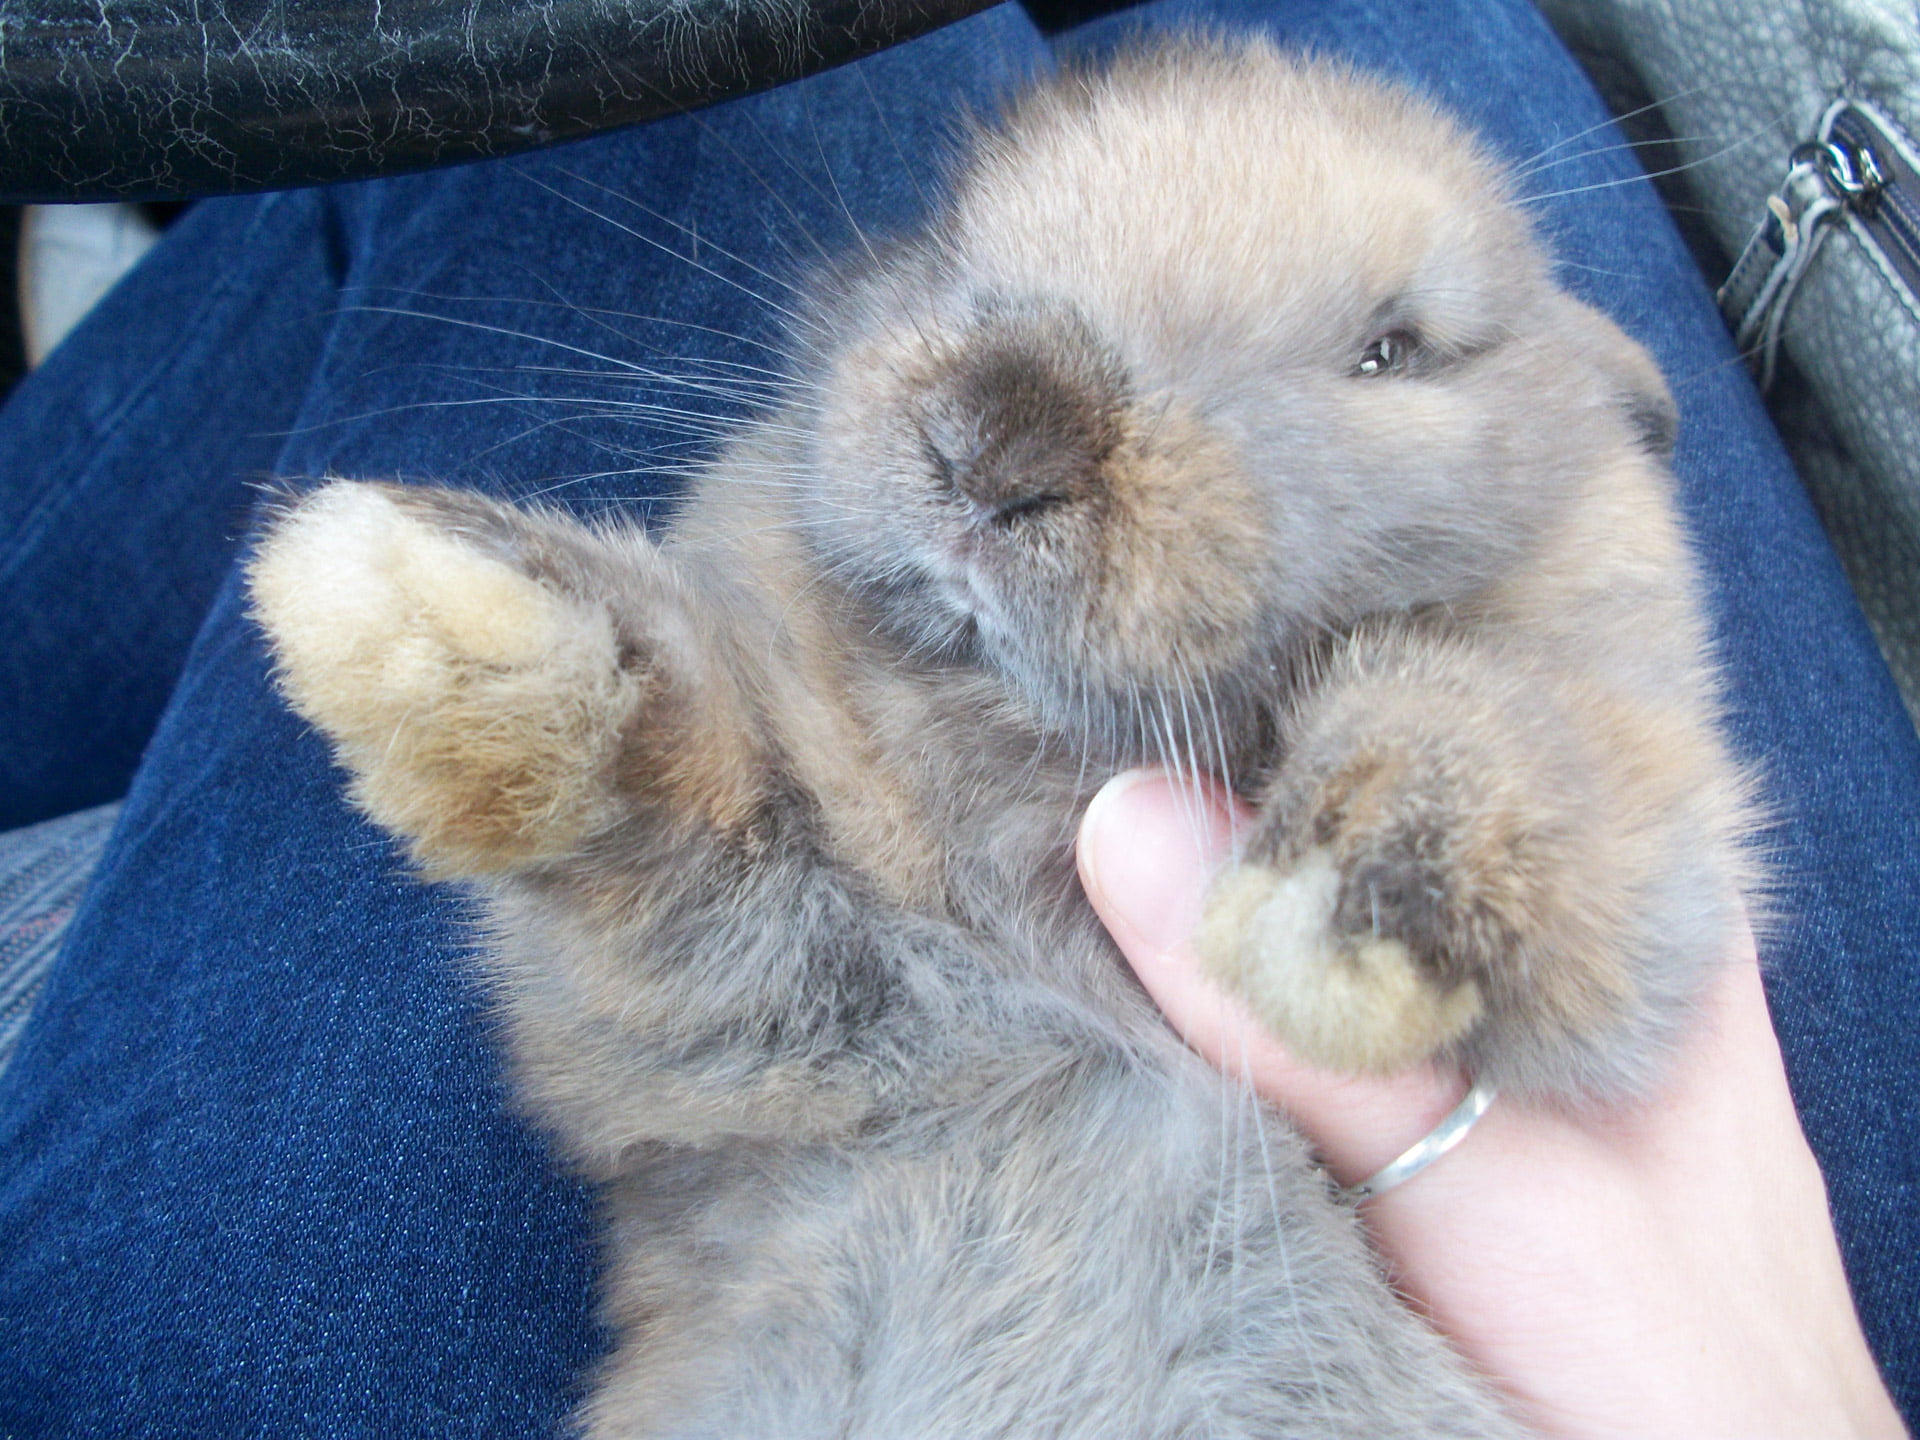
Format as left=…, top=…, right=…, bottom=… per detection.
left=3, top=0, right=1916, bottom=1432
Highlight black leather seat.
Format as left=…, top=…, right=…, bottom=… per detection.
left=0, top=0, right=994, bottom=202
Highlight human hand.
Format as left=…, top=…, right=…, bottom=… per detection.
left=1076, top=768, right=1906, bottom=1440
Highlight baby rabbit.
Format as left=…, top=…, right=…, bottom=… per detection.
left=249, top=37, right=1752, bottom=1439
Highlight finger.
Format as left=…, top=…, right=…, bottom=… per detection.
left=1076, top=767, right=1472, bottom=1186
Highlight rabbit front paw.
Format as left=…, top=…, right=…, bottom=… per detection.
left=1199, top=842, right=1487, bottom=1074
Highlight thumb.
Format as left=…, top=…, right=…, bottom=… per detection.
left=1076, top=767, right=1475, bottom=1189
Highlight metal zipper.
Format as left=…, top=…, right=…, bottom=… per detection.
left=1718, top=97, right=1920, bottom=391
left=1826, top=102, right=1920, bottom=318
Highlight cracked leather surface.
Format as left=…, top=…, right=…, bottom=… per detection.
left=1536, top=0, right=1920, bottom=727
left=0, top=0, right=994, bottom=201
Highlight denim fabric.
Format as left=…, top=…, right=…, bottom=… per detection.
left=0, top=196, right=338, bottom=832
left=1, top=0, right=1915, bottom=1433
left=0, top=802, right=120, bottom=1073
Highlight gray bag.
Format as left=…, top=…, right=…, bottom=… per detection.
left=1537, top=0, right=1920, bottom=726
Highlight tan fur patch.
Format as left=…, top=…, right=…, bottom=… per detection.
left=1200, top=854, right=1484, bottom=1072
left=673, top=465, right=951, bottom=911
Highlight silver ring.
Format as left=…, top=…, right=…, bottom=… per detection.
left=1338, top=1080, right=1496, bottom=1204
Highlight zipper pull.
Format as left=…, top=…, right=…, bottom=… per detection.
left=1719, top=140, right=1864, bottom=389
left=1718, top=99, right=1917, bottom=392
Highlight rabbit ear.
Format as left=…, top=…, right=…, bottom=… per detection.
left=1553, top=295, right=1679, bottom=459
left=1622, top=384, right=1679, bottom=460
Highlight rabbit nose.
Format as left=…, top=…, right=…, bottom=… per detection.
left=916, top=346, right=1117, bottom=526
left=920, top=424, right=1077, bottom=528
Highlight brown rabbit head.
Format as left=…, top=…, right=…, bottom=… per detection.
left=795, top=38, right=1674, bottom=753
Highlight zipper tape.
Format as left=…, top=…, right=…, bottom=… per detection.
left=1825, top=100, right=1920, bottom=326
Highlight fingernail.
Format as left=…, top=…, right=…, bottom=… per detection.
left=1079, top=769, right=1236, bottom=955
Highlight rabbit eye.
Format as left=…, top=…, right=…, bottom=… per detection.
left=1353, top=330, right=1417, bottom=377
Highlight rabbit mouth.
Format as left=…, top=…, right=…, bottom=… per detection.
left=924, top=564, right=1013, bottom=665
